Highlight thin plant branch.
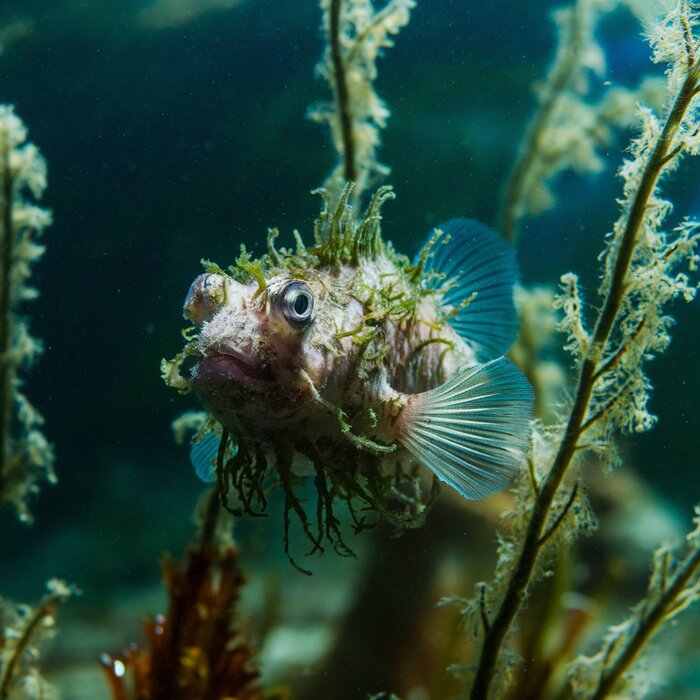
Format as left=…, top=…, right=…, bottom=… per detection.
left=589, top=547, right=700, bottom=699
left=330, top=0, right=356, bottom=184
left=469, top=51, right=700, bottom=700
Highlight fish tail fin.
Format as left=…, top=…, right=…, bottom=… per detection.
left=396, top=357, right=533, bottom=499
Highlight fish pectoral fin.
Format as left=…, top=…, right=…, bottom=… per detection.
left=395, top=357, right=533, bottom=500
left=416, top=218, right=518, bottom=361
left=190, top=427, right=238, bottom=483
left=190, top=429, right=220, bottom=483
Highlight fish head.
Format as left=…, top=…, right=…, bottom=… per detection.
left=183, top=270, right=345, bottom=437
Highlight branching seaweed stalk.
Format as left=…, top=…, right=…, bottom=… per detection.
left=568, top=506, right=700, bottom=699
left=311, top=0, right=415, bottom=208
left=470, top=7, right=700, bottom=697
left=330, top=0, right=356, bottom=185
left=497, top=0, right=665, bottom=244
left=0, top=579, right=75, bottom=700
left=498, top=0, right=589, bottom=242
left=0, top=106, right=54, bottom=522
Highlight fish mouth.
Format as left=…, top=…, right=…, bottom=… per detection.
left=196, top=346, right=273, bottom=384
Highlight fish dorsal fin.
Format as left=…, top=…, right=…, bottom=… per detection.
left=417, top=218, right=518, bottom=361
left=396, top=357, right=533, bottom=500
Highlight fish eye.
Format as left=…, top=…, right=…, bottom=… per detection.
left=279, top=281, right=316, bottom=329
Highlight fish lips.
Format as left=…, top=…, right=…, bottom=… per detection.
left=194, top=349, right=274, bottom=386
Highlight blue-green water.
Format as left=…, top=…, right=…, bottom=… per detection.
left=0, top=1, right=698, bottom=698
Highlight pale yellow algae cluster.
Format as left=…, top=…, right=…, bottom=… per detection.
left=0, top=579, right=75, bottom=700
left=458, top=2, right=700, bottom=697
left=498, top=0, right=667, bottom=243
left=0, top=106, right=55, bottom=523
left=310, top=0, right=415, bottom=207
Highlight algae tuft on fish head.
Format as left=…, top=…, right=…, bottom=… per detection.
left=164, top=185, right=533, bottom=564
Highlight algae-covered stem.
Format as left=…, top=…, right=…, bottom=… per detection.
left=470, top=50, right=700, bottom=700
left=0, top=140, right=13, bottom=476
left=0, top=591, right=61, bottom=699
left=330, top=0, right=357, bottom=185
left=497, top=0, right=584, bottom=244
left=588, top=545, right=700, bottom=700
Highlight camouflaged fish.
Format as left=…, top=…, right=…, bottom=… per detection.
left=164, top=186, right=533, bottom=566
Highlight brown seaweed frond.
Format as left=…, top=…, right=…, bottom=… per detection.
left=0, top=106, right=55, bottom=523
left=100, top=493, right=261, bottom=700
left=0, top=579, right=76, bottom=700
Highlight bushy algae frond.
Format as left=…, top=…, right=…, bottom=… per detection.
left=0, top=106, right=68, bottom=700
left=569, top=506, right=700, bottom=699
left=464, top=3, right=700, bottom=697
left=310, top=0, right=415, bottom=208
left=510, top=286, right=567, bottom=421
left=497, top=0, right=666, bottom=243
left=0, top=105, right=54, bottom=523
left=0, top=579, right=75, bottom=700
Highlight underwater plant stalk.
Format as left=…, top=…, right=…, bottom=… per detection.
left=330, top=0, right=357, bottom=184
left=0, top=579, right=74, bottom=699
left=0, top=106, right=54, bottom=521
left=470, top=47, right=700, bottom=700
left=587, top=546, right=700, bottom=700
left=0, top=143, right=13, bottom=471
left=0, top=591, right=58, bottom=699
left=497, top=0, right=584, bottom=244
left=312, top=0, right=414, bottom=207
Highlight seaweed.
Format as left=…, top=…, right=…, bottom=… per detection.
left=0, top=106, right=54, bottom=523
left=0, top=105, right=74, bottom=700
left=569, top=507, right=700, bottom=698
left=100, top=492, right=263, bottom=700
left=310, top=0, right=415, bottom=207
left=0, top=580, right=75, bottom=700
left=459, top=2, right=700, bottom=697
left=496, top=0, right=666, bottom=244
left=153, top=0, right=700, bottom=696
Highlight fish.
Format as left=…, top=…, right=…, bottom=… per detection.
left=166, top=186, right=533, bottom=565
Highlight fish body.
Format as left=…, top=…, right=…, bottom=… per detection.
left=190, top=259, right=470, bottom=444
left=166, top=189, right=533, bottom=549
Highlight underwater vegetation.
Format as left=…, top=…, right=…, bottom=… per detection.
left=1, top=0, right=700, bottom=698
left=0, top=107, right=70, bottom=700
left=0, top=578, right=74, bottom=700
left=99, top=494, right=261, bottom=700
left=164, top=0, right=700, bottom=696
left=0, top=106, right=54, bottom=524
